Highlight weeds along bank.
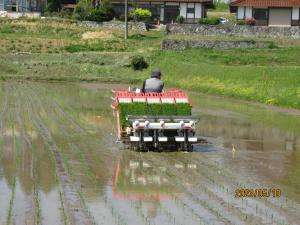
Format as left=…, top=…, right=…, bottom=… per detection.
left=0, top=18, right=299, bottom=109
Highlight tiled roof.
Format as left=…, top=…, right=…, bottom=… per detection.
left=230, top=0, right=300, bottom=7
left=112, top=0, right=213, bottom=3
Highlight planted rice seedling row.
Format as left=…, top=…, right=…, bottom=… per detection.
left=20, top=85, right=65, bottom=225
left=0, top=86, right=14, bottom=225
left=20, top=86, right=62, bottom=224
left=24, top=102, right=70, bottom=225
left=144, top=153, right=261, bottom=224
left=0, top=81, right=299, bottom=225
left=30, top=84, right=109, bottom=187
left=0, top=85, right=8, bottom=162
left=167, top=154, right=280, bottom=224
left=25, top=83, right=130, bottom=224
left=6, top=86, right=21, bottom=225
left=31, top=92, right=149, bottom=224
left=13, top=88, right=40, bottom=224
left=179, top=153, right=300, bottom=223
left=24, top=87, right=92, bottom=225
left=132, top=153, right=226, bottom=224
left=175, top=162, right=284, bottom=224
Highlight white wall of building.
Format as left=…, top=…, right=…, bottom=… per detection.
left=180, top=3, right=202, bottom=19
left=195, top=3, right=202, bottom=18
left=0, top=0, right=4, bottom=11
left=245, top=6, right=252, bottom=18
left=160, top=6, right=164, bottom=21
left=237, top=6, right=252, bottom=19
left=237, top=6, right=245, bottom=19
left=187, top=3, right=194, bottom=18
left=187, top=13, right=194, bottom=18
left=8, top=12, right=41, bottom=18
left=292, top=7, right=299, bottom=20
left=180, top=3, right=187, bottom=17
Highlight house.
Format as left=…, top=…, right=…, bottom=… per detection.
left=61, top=0, right=77, bottom=11
left=111, top=0, right=214, bottom=24
left=0, top=0, right=45, bottom=12
left=230, top=0, right=300, bottom=26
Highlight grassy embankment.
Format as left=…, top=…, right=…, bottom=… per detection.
left=0, top=18, right=299, bottom=109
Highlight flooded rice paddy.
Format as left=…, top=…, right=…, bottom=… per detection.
left=0, top=81, right=299, bottom=225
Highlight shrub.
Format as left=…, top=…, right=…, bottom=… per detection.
left=46, top=0, right=61, bottom=12
left=59, top=8, right=72, bottom=19
left=89, top=1, right=114, bottom=22
left=131, top=56, right=148, bottom=70
left=74, top=0, right=92, bottom=20
left=130, top=8, right=152, bottom=22
left=236, top=20, right=246, bottom=25
left=71, top=12, right=81, bottom=20
left=245, top=17, right=256, bottom=25
left=198, top=17, right=220, bottom=25
left=176, top=15, right=185, bottom=24
left=268, top=42, right=277, bottom=49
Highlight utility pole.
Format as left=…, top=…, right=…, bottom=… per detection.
left=124, top=0, right=128, bottom=40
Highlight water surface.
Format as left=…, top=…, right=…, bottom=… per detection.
left=0, top=81, right=299, bottom=225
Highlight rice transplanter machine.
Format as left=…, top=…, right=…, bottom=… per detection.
left=111, top=89, right=200, bottom=151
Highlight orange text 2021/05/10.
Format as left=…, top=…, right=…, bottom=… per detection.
left=235, top=188, right=281, bottom=198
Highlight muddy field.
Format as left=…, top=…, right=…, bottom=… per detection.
left=0, top=81, right=299, bottom=225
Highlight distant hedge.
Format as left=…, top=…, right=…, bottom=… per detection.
left=198, top=17, right=220, bottom=25
left=118, top=103, right=192, bottom=127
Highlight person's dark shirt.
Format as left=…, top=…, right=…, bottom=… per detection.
left=142, top=78, right=164, bottom=93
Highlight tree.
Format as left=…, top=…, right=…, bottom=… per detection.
left=73, top=0, right=93, bottom=20
left=46, top=0, right=61, bottom=12
left=89, top=0, right=115, bottom=22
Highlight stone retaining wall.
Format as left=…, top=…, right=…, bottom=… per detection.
left=161, top=39, right=273, bottom=50
left=167, top=24, right=300, bottom=39
left=7, top=12, right=41, bottom=18
left=78, top=20, right=147, bottom=31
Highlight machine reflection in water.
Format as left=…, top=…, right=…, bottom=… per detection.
left=112, top=152, right=197, bottom=199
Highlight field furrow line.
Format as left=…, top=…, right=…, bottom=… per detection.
left=166, top=154, right=292, bottom=225
left=21, top=84, right=67, bottom=225
left=165, top=154, right=266, bottom=224
left=0, top=84, right=9, bottom=160
left=24, top=86, right=95, bottom=225
left=5, top=86, right=20, bottom=225
left=23, top=84, right=126, bottom=225
left=31, top=82, right=117, bottom=156
left=126, top=153, right=228, bottom=225
left=15, top=87, right=42, bottom=225
left=103, top=186, right=149, bottom=225
left=144, top=153, right=250, bottom=225
left=27, top=94, right=147, bottom=224
left=32, top=83, right=86, bottom=134
left=27, top=83, right=113, bottom=163
left=0, top=83, right=13, bottom=225
left=176, top=153, right=300, bottom=224
left=7, top=88, right=38, bottom=225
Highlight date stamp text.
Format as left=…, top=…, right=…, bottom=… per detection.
left=235, top=188, right=281, bottom=198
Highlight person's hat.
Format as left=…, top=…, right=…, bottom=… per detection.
left=151, top=68, right=161, bottom=78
